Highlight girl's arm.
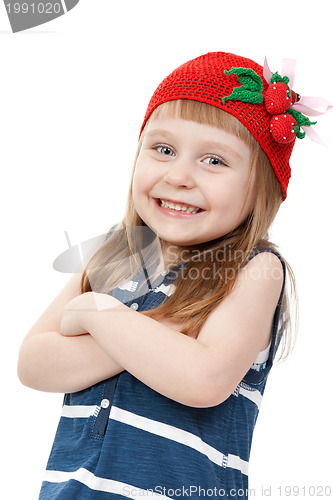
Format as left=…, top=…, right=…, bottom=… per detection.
left=67, top=251, right=284, bottom=407
left=17, top=273, right=124, bottom=393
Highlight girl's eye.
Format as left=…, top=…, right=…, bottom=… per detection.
left=203, top=156, right=227, bottom=167
left=155, top=145, right=175, bottom=156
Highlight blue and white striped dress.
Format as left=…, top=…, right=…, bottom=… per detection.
left=39, top=244, right=286, bottom=500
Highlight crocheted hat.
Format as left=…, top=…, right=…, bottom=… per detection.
left=139, top=52, right=318, bottom=201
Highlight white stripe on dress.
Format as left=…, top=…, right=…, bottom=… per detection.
left=110, top=406, right=225, bottom=467
left=117, top=280, right=139, bottom=292
left=238, top=386, right=263, bottom=408
left=227, top=454, right=249, bottom=475
left=43, top=468, right=171, bottom=498
left=60, top=405, right=249, bottom=475
left=62, top=405, right=97, bottom=418
left=153, top=283, right=176, bottom=297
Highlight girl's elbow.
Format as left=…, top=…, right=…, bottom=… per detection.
left=189, top=387, right=230, bottom=408
left=17, top=344, right=46, bottom=391
left=17, top=352, right=39, bottom=390
left=184, top=374, right=231, bottom=408
left=17, top=348, right=30, bottom=387
left=17, top=360, right=34, bottom=389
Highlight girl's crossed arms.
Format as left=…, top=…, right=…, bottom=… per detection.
left=18, top=250, right=283, bottom=407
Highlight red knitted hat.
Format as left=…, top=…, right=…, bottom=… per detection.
left=140, top=52, right=306, bottom=201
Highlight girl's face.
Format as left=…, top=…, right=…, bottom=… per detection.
left=132, top=114, right=257, bottom=258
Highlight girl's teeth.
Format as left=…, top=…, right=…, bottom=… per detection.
left=160, top=199, right=200, bottom=214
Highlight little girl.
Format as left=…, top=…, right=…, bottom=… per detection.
left=18, top=52, right=329, bottom=499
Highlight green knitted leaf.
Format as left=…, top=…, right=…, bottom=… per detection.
left=222, top=67, right=264, bottom=105
left=270, top=72, right=291, bottom=97
left=286, top=108, right=317, bottom=139
left=270, top=71, right=290, bottom=85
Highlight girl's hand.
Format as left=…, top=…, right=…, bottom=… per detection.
left=60, top=292, right=121, bottom=337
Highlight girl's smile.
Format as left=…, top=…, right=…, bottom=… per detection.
left=132, top=114, right=257, bottom=256
left=153, top=197, right=206, bottom=217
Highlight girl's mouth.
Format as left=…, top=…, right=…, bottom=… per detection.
left=154, top=198, right=205, bottom=218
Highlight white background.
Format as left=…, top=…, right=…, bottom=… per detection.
left=1, top=1, right=332, bottom=498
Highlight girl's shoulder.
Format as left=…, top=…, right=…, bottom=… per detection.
left=242, top=245, right=286, bottom=294
left=242, top=245, right=286, bottom=285
left=247, top=244, right=285, bottom=263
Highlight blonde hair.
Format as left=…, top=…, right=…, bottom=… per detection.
left=81, top=100, right=298, bottom=359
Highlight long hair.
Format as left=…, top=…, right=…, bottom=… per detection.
left=80, top=100, right=298, bottom=359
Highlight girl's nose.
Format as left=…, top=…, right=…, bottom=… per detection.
left=163, top=158, right=195, bottom=189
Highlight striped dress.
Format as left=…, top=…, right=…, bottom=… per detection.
left=39, top=244, right=286, bottom=500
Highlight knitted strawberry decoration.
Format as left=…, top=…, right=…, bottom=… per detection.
left=222, top=68, right=316, bottom=145
left=266, top=72, right=316, bottom=143
left=265, top=84, right=291, bottom=114
left=270, top=114, right=297, bottom=144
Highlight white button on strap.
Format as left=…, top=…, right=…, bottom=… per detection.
left=101, top=399, right=110, bottom=409
left=130, top=302, right=139, bottom=310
